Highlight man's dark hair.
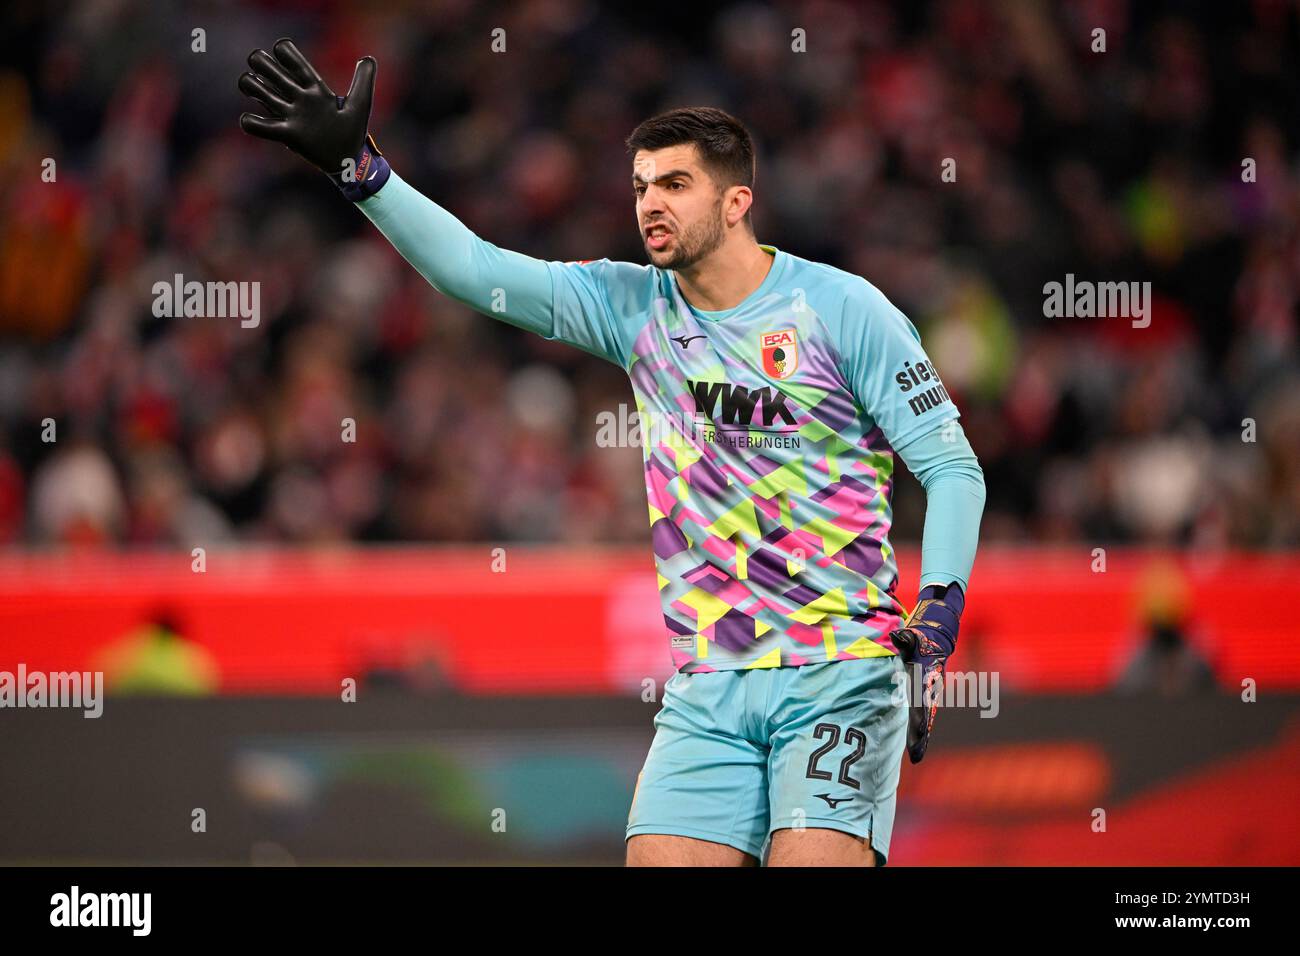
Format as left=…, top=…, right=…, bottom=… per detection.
left=626, top=106, right=756, bottom=232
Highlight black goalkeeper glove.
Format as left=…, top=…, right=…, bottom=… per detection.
left=889, top=582, right=965, bottom=764
left=238, top=38, right=390, bottom=201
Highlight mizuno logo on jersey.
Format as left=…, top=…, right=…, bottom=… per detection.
left=686, top=380, right=798, bottom=428
left=815, top=793, right=854, bottom=809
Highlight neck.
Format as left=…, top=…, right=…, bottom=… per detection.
left=674, top=235, right=773, bottom=312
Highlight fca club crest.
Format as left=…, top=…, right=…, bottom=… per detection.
left=760, top=328, right=798, bottom=379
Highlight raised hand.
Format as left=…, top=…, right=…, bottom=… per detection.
left=238, top=38, right=388, bottom=199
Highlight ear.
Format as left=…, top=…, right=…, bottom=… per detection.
left=725, top=184, right=753, bottom=227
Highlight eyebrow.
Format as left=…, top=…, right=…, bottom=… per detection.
left=632, top=169, right=695, bottom=185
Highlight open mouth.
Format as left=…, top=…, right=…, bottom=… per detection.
left=645, top=224, right=672, bottom=251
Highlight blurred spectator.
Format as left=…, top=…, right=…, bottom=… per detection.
left=1114, top=560, right=1217, bottom=696
left=95, top=612, right=220, bottom=694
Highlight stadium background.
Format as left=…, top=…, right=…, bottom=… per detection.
left=1, top=0, right=1298, bottom=864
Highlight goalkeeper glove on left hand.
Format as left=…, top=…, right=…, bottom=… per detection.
left=238, top=38, right=390, bottom=201
left=889, top=582, right=964, bottom=764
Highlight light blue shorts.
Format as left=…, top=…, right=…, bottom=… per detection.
left=626, top=655, right=908, bottom=865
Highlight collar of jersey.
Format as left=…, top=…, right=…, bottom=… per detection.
left=671, top=245, right=786, bottom=323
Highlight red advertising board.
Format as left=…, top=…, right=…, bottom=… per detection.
left=0, top=547, right=1295, bottom=693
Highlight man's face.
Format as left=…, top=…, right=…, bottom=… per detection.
left=633, top=144, right=727, bottom=270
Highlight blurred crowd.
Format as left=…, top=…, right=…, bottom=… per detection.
left=0, top=0, right=1297, bottom=550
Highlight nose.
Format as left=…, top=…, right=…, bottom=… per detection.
left=640, top=184, right=667, bottom=216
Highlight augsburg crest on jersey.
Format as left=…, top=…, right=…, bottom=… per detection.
left=759, top=328, right=798, bottom=379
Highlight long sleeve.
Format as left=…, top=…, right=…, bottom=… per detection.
left=894, top=421, right=986, bottom=591
left=356, top=171, right=646, bottom=365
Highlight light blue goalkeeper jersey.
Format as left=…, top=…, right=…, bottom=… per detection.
left=359, top=172, right=981, bottom=673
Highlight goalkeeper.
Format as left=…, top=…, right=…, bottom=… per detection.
left=239, top=40, right=985, bottom=867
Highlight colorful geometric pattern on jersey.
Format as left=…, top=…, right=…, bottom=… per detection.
left=551, top=246, right=960, bottom=673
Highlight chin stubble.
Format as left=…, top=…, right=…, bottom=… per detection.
left=655, top=197, right=725, bottom=269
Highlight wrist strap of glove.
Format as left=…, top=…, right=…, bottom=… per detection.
left=914, top=582, right=965, bottom=620
left=332, top=133, right=391, bottom=202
